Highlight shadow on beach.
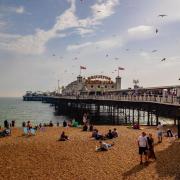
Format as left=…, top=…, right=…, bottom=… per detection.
left=122, top=140, right=180, bottom=179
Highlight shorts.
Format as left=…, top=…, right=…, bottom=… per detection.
left=139, top=147, right=148, bottom=155
left=157, top=131, right=162, bottom=137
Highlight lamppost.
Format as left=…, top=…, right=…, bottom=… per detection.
left=58, top=80, right=60, bottom=94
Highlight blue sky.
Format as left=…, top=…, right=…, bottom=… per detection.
left=0, top=0, right=180, bottom=97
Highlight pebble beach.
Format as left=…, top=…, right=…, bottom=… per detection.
left=0, top=126, right=180, bottom=180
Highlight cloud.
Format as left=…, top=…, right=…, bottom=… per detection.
left=128, top=25, right=154, bottom=36
left=0, top=5, right=25, bottom=14
left=0, top=20, right=7, bottom=30
left=0, top=0, right=120, bottom=55
left=91, top=0, right=119, bottom=21
left=67, top=36, right=123, bottom=52
left=67, top=42, right=92, bottom=51
left=16, top=6, right=25, bottom=14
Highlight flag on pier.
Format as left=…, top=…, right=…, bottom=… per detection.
left=80, top=66, right=86, bottom=70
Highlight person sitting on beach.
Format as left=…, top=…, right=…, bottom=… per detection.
left=49, top=121, right=53, bottom=127
left=27, top=121, right=32, bottom=130
left=59, top=131, right=69, bottom=141
left=112, top=128, right=118, bottom=138
left=63, top=120, right=67, bottom=127
left=4, top=120, right=9, bottom=129
left=94, top=130, right=104, bottom=140
left=92, top=129, right=97, bottom=138
left=0, top=128, right=11, bottom=137
left=89, top=124, right=93, bottom=132
left=96, top=141, right=115, bottom=151
left=167, top=129, right=173, bottom=137
left=11, top=120, right=15, bottom=127
left=67, top=121, right=72, bottom=127
left=106, top=129, right=114, bottom=139
left=83, top=123, right=88, bottom=131
left=22, top=121, right=26, bottom=128
left=133, top=123, right=140, bottom=129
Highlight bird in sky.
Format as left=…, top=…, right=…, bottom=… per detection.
left=158, top=14, right=167, bottom=18
left=114, top=57, right=119, bottom=60
left=156, top=29, right=158, bottom=34
left=161, top=58, right=166, bottom=62
left=126, top=49, right=129, bottom=51
left=106, top=54, right=109, bottom=57
left=97, top=10, right=101, bottom=13
left=152, top=50, right=157, bottom=53
left=52, top=54, right=55, bottom=56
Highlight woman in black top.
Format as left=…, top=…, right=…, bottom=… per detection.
left=147, top=133, right=156, bottom=160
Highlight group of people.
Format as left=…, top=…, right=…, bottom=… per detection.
left=0, top=120, right=14, bottom=138
left=92, top=128, right=118, bottom=140
left=138, top=131, right=156, bottom=165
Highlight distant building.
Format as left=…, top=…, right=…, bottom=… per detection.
left=62, top=75, right=122, bottom=95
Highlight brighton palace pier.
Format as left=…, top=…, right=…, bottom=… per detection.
left=24, top=75, right=180, bottom=137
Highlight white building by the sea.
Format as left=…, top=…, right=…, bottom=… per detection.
left=62, top=75, right=122, bottom=96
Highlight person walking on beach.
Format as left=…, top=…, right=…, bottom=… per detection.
left=138, top=132, right=148, bottom=164
left=157, top=122, right=163, bottom=143
left=147, top=133, right=156, bottom=160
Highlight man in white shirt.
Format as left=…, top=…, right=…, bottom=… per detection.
left=157, top=122, right=163, bottom=143
left=138, top=132, right=148, bottom=164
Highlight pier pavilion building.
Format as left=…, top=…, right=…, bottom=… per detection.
left=62, top=75, right=122, bottom=96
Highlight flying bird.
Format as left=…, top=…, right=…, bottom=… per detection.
left=106, top=54, right=109, bottom=57
left=161, top=58, right=166, bottom=62
left=52, top=54, right=55, bottom=56
left=158, top=14, right=167, bottom=18
left=97, top=10, right=101, bottom=13
left=114, top=57, right=119, bottom=60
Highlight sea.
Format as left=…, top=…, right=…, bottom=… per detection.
left=0, top=97, right=68, bottom=127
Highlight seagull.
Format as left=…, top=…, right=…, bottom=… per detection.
left=114, top=57, right=119, bottom=60
left=152, top=50, right=157, bottom=53
left=156, top=29, right=158, bottom=34
left=52, top=54, right=55, bottom=56
left=106, top=54, right=109, bottom=57
left=97, top=10, right=101, bottom=13
left=74, top=57, right=78, bottom=60
left=158, top=14, right=167, bottom=18
left=126, top=49, right=129, bottom=51
left=161, top=58, right=166, bottom=62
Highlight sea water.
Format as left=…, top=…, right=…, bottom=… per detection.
left=0, top=97, right=67, bottom=127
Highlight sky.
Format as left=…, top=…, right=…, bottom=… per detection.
left=0, top=0, right=180, bottom=97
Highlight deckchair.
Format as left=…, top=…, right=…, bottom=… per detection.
left=30, top=128, right=36, bottom=135
left=23, top=127, right=28, bottom=135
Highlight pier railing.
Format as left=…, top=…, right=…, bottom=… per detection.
left=58, top=94, right=180, bottom=106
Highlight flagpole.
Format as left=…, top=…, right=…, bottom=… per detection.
left=80, top=67, right=81, bottom=76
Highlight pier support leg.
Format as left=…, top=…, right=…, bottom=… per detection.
left=137, top=109, right=140, bottom=125
left=147, top=111, right=150, bottom=126
left=132, top=108, right=134, bottom=125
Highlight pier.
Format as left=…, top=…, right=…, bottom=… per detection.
left=40, top=94, right=180, bottom=137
